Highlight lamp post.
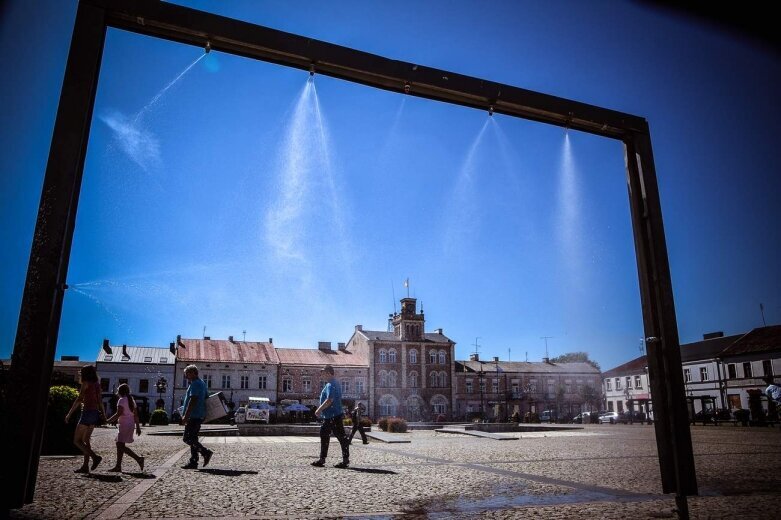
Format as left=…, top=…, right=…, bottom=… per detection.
left=155, top=377, right=167, bottom=410
left=479, top=364, right=484, bottom=420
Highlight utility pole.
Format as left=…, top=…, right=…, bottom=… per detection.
left=242, top=330, right=246, bottom=342
left=472, top=337, right=481, bottom=359
left=540, top=336, right=554, bottom=359
left=760, top=303, right=767, bottom=326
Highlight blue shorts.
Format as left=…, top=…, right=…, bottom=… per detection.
left=79, top=409, right=101, bottom=426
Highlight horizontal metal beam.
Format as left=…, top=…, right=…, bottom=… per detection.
left=87, top=0, right=646, bottom=139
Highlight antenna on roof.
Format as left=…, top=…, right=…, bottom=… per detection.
left=391, top=280, right=397, bottom=314
left=243, top=330, right=247, bottom=342
left=540, top=336, right=553, bottom=360
left=508, top=348, right=511, bottom=361
left=203, top=326, right=206, bottom=339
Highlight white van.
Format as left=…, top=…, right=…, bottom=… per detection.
left=245, top=397, right=271, bottom=423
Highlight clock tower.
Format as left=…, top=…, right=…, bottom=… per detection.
left=392, top=298, right=424, bottom=340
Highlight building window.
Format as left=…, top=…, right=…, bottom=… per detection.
left=433, top=402, right=446, bottom=415
left=119, top=378, right=128, bottom=386
left=409, top=349, right=417, bottom=364
left=565, top=383, right=572, bottom=394
left=512, top=382, right=519, bottom=395
left=439, top=372, right=447, bottom=387
left=608, top=401, right=614, bottom=412
left=430, top=372, right=438, bottom=387
left=479, top=380, right=486, bottom=392
left=241, top=375, right=249, bottom=389
left=283, top=378, right=292, bottom=392
left=356, top=379, right=365, bottom=394
left=100, top=378, right=110, bottom=392
left=388, top=349, right=397, bottom=363
left=204, top=374, right=212, bottom=388
left=159, top=357, right=167, bottom=363
left=743, top=362, right=753, bottom=378
left=342, top=379, right=350, bottom=393
left=615, top=378, right=621, bottom=390
left=438, top=350, right=446, bottom=364
left=222, top=375, right=231, bottom=389
left=492, top=380, right=499, bottom=393
left=258, top=375, right=267, bottom=389
left=699, top=367, right=709, bottom=382
left=625, top=376, right=631, bottom=390
left=528, top=379, right=536, bottom=392
left=617, top=401, right=624, bottom=413
left=684, top=368, right=691, bottom=382
left=606, top=379, right=612, bottom=391
left=634, top=376, right=642, bottom=389
left=727, top=364, right=737, bottom=379
left=408, top=372, right=418, bottom=388
left=466, top=380, right=473, bottom=393
left=378, top=370, right=387, bottom=388
left=302, top=379, right=311, bottom=392
left=429, top=350, right=437, bottom=364
left=379, top=349, right=387, bottom=363
left=763, top=360, right=773, bottom=377
left=144, top=356, right=152, bottom=363
left=139, top=379, right=149, bottom=393
left=104, top=355, right=113, bottom=361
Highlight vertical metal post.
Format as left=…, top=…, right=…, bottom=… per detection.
left=2, top=2, right=106, bottom=509
left=624, top=128, right=697, bottom=517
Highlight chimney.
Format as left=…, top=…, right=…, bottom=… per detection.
left=169, top=342, right=176, bottom=355
left=493, top=356, right=499, bottom=363
left=176, top=334, right=184, bottom=348
left=121, top=344, right=130, bottom=359
left=542, top=357, right=550, bottom=364
left=269, top=337, right=273, bottom=344
left=318, top=341, right=332, bottom=351
left=61, top=355, right=79, bottom=361
left=469, top=353, right=480, bottom=362
left=337, top=342, right=346, bottom=351
left=703, top=331, right=724, bottom=340
left=435, top=328, right=443, bottom=334
left=355, top=324, right=363, bottom=332
left=204, top=336, right=211, bottom=340
left=228, top=335, right=234, bottom=342
left=102, top=338, right=112, bottom=355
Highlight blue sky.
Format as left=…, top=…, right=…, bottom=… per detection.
left=2, top=1, right=779, bottom=371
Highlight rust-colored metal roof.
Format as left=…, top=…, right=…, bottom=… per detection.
left=275, top=348, right=367, bottom=366
left=176, top=339, right=279, bottom=363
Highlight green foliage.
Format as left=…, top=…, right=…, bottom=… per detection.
left=549, top=352, right=601, bottom=371
left=524, top=412, right=540, bottom=423
left=343, top=417, right=353, bottom=426
left=42, top=385, right=80, bottom=455
left=149, top=409, right=169, bottom=426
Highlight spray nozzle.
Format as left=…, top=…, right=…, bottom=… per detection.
left=205, top=41, right=211, bottom=54
left=309, top=63, right=315, bottom=76
left=488, top=104, right=494, bottom=117
left=404, top=82, right=411, bottom=94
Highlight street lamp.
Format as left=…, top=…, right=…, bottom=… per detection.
left=155, top=377, right=167, bottom=410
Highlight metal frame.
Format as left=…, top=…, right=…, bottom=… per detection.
left=2, top=0, right=696, bottom=515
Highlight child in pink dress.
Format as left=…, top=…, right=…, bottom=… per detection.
left=107, top=383, right=144, bottom=472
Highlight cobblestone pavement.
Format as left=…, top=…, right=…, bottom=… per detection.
left=9, top=424, right=781, bottom=519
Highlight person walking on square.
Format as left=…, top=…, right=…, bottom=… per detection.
left=348, top=402, right=368, bottom=445
left=763, top=376, right=781, bottom=405
left=180, top=365, right=214, bottom=469
left=312, top=365, right=350, bottom=468
left=65, top=365, right=106, bottom=474
left=106, top=383, right=144, bottom=472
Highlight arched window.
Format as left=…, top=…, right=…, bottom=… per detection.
left=378, top=370, right=387, bottom=387
left=388, top=371, right=397, bottom=387
left=409, top=371, right=418, bottom=388
left=379, top=349, right=387, bottom=363
left=438, top=350, right=446, bottom=365
left=379, top=394, right=398, bottom=417
left=431, top=394, right=448, bottom=416
left=429, top=350, right=437, bottom=364
left=438, top=371, right=447, bottom=387
left=430, top=371, right=438, bottom=387
left=388, top=349, right=397, bottom=363
left=409, top=349, right=417, bottom=364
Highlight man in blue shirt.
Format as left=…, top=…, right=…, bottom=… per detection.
left=180, top=365, right=214, bottom=469
left=312, top=365, right=349, bottom=468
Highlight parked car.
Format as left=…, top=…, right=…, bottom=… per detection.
left=617, top=410, right=646, bottom=424
left=539, top=410, right=558, bottom=423
left=234, top=406, right=246, bottom=424
left=598, top=411, right=620, bottom=424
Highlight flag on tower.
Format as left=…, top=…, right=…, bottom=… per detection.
left=404, top=278, right=409, bottom=288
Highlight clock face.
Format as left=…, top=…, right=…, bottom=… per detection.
left=404, top=303, right=414, bottom=315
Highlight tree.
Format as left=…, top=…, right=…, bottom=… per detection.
left=549, top=352, right=600, bottom=371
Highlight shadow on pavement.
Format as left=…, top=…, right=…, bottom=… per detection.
left=125, top=472, right=156, bottom=479
left=346, top=467, right=397, bottom=475
left=198, top=468, right=259, bottom=477
left=83, top=473, right=123, bottom=482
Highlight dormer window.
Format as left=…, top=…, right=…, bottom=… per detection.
left=104, top=355, right=113, bottom=361
left=160, top=357, right=168, bottom=363
left=144, top=357, right=152, bottom=363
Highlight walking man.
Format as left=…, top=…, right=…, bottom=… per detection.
left=180, top=364, right=214, bottom=469
left=348, top=402, right=369, bottom=445
left=312, top=365, right=349, bottom=468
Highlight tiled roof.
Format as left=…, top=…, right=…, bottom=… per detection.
left=718, top=325, right=781, bottom=357
left=358, top=330, right=452, bottom=343
left=456, top=360, right=600, bottom=375
left=602, top=355, right=647, bottom=378
left=176, top=339, right=279, bottom=363
left=680, top=334, right=742, bottom=362
left=275, top=348, right=368, bottom=366
left=97, top=346, right=175, bottom=365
